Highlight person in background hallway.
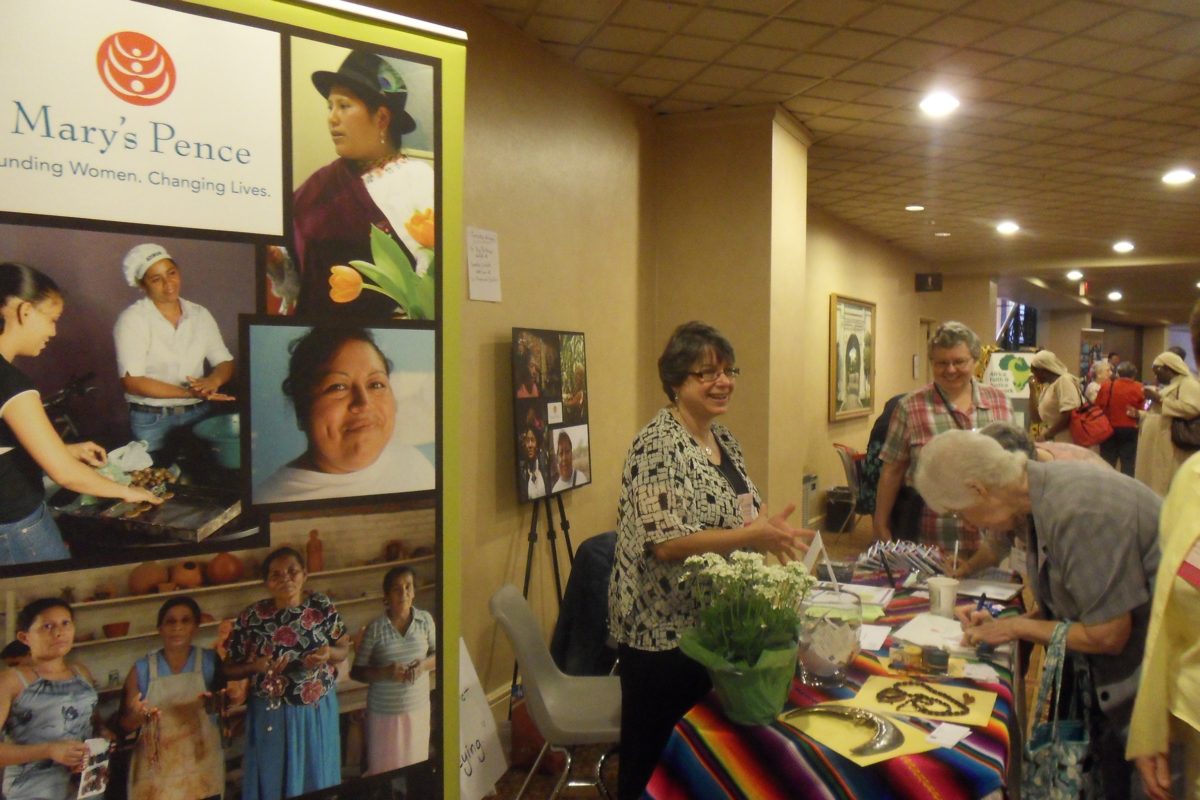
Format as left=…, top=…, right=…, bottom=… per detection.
left=1110, top=351, right=1122, bottom=369
left=1126, top=300, right=1200, bottom=800
left=1086, top=359, right=1112, bottom=403
left=609, top=321, right=809, bottom=800
left=1028, top=350, right=1082, bottom=443
left=1134, top=351, right=1200, bottom=496
left=1098, top=361, right=1145, bottom=477
left=873, top=321, right=1013, bottom=552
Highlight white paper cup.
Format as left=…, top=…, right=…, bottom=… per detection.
left=927, top=576, right=959, bottom=618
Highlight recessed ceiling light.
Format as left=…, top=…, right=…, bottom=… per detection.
left=934, top=231, right=951, bottom=237
left=919, top=91, right=959, bottom=117
left=1066, top=270, right=1084, bottom=281
left=905, top=205, right=925, bottom=212
left=1163, top=168, right=1195, bottom=185
left=996, top=220, right=1020, bottom=235
left=1107, top=290, right=1123, bottom=301
left=1112, top=240, right=1134, bottom=253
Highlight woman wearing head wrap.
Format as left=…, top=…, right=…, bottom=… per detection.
left=1028, top=349, right=1082, bottom=443
left=292, top=50, right=434, bottom=318
left=112, top=243, right=235, bottom=461
left=1134, top=351, right=1200, bottom=496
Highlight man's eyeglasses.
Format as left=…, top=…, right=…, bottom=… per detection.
left=689, top=367, right=741, bottom=383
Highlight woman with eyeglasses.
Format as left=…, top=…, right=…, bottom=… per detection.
left=872, top=320, right=1014, bottom=550
left=224, top=547, right=348, bottom=799
left=608, top=320, right=810, bottom=800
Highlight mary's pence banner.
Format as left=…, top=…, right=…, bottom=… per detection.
left=0, top=0, right=282, bottom=235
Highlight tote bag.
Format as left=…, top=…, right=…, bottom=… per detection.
left=1171, top=415, right=1200, bottom=450
left=1022, top=622, right=1092, bottom=800
left=1069, top=383, right=1113, bottom=447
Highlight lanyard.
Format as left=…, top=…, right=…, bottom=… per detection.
left=933, top=382, right=973, bottom=430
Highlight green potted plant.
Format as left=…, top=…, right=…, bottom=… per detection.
left=679, top=551, right=815, bottom=726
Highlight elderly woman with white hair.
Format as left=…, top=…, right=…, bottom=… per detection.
left=915, top=428, right=1161, bottom=799
left=1134, top=351, right=1200, bottom=496
left=1028, top=349, right=1083, bottom=443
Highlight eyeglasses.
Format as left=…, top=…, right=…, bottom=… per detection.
left=932, top=358, right=973, bottom=371
left=689, top=366, right=741, bottom=383
left=267, top=567, right=304, bottom=582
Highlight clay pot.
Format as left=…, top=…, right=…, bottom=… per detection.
left=306, top=530, right=324, bottom=573
left=129, top=562, right=169, bottom=595
left=156, top=582, right=177, bottom=594
left=171, top=561, right=204, bottom=589
left=103, top=621, right=130, bottom=638
left=206, top=552, right=245, bottom=585
left=384, top=540, right=408, bottom=561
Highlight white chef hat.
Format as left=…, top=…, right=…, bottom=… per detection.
left=122, top=243, right=172, bottom=287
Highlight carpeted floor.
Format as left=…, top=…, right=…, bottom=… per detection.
left=488, top=516, right=878, bottom=799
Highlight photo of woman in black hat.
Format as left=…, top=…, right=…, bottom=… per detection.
left=289, top=40, right=436, bottom=319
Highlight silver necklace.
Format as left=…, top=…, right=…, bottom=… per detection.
left=672, top=407, right=714, bottom=457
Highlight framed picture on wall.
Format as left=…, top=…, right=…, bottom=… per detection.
left=829, top=294, right=876, bottom=422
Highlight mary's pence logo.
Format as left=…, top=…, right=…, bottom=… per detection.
left=96, top=31, right=176, bottom=106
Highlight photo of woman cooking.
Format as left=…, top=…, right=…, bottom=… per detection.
left=0, top=223, right=260, bottom=574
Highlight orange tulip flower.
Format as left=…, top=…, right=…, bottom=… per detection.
left=329, top=265, right=363, bottom=303
left=405, top=208, right=435, bottom=249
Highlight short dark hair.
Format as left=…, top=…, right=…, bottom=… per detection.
left=281, top=327, right=393, bottom=431
left=157, top=596, right=201, bottom=628
left=556, top=431, right=572, bottom=450
left=16, top=598, right=73, bottom=632
left=0, top=263, right=61, bottom=335
left=382, top=565, right=416, bottom=594
left=657, top=321, right=735, bottom=402
left=1117, top=361, right=1138, bottom=379
left=1, top=640, right=30, bottom=660
left=261, top=546, right=306, bottom=581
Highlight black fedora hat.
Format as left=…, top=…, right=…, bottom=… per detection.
left=312, top=50, right=417, bottom=135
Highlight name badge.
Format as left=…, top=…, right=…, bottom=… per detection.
left=1179, top=539, right=1200, bottom=591
left=737, top=493, right=757, bottom=526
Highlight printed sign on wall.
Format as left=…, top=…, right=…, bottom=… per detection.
left=0, top=0, right=283, bottom=234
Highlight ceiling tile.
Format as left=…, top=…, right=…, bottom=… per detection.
left=720, top=43, right=795, bottom=71
left=1021, top=1, right=1125, bottom=35
left=855, top=86, right=922, bottom=109
left=1033, top=65, right=1111, bottom=92
left=846, top=5, right=941, bottom=36
left=781, top=95, right=847, bottom=116
left=1136, top=54, right=1200, bottom=83
left=574, top=47, right=644, bottom=73
left=680, top=8, right=766, bottom=41
left=708, top=0, right=792, bottom=12
left=809, top=29, right=897, bottom=60
left=1082, top=9, right=1179, bottom=43
left=481, top=0, right=537, bottom=11
left=616, top=74, right=678, bottom=95
left=1088, top=74, right=1167, bottom=99
left=747, top=19, right=833, bottom=49
left=778, top=1, right=876, bottom=26
left=823, top=102, right=892, bottom=121
left=934, top=49, right=1012, bottom=77
left=835, top=61, right=913, bottom=86
left=972, top=26, right=1062, bottom=57
left=1142, top=20, right=1200, bottom=53
left=692, top=63, right=762, bottom=88
left=635, top=56, right=706, bottom=82
left=800, top=115, right=862, bottom=134
left=727, top=88, right=794, bottom=105
left=956, top=0, right=1058, bottom=23
left=750, top=72, right=822, bottom=95
left=1026, top=36, right=1118, bottom=66
left=542, top=42, right=579, bottom=60
left=524, top=15, right=596, bottom=45
left=913, top=15, right=1004, bottom=47
left=486, top=8, right=528, bottom=26
left=655, top=35, right=731, bottom=61
left=871, top=38, right=957, bottom=68
left=803, top=79, right=879, bottom=102
left=778, top=53, right=856, bottom=79
left=653, top=98, right=712, bottom=113
left=611, top=0, right=695, bottom=32
left=983, top=58, right=1064, bottom=85
left=589, top=24, right=667, bottom=52
left=670, top=82, right=736, bottom=103
left=531, top=0, right=620, bottom=21
left=990, top=84, right=1064, bottom=106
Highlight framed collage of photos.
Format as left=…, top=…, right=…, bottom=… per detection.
left=0, top=1, right=464, bottom=797
left=511, top=328, right=591, bottom=503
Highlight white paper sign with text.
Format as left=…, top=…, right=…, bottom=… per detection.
left=459, top=637, right=506, bottom=800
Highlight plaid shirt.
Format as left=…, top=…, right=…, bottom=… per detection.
left=880, top=379, right=1014, bottom=549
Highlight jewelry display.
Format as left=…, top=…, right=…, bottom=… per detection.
left=874, top=680, right=972, bottom=717
left=781, top=705, right=904, bottom=757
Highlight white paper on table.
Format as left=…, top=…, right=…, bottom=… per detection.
left=859, top=624, right=891, bottom=651
left=893, top=612, right=973, bottom=656
left=955, top=579, right=1022, bottom=601
left=927, top=722, right=972, bottom=748
left=962, top=663, right=1000, bottom=682
left=803, top=530, right=825, bottom=572
left=466, top=226, right=502, bottom=302
left=817, top=583, right=895, bottom=607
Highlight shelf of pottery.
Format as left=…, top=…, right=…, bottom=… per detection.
left=1, top=508, right=439, bottom=712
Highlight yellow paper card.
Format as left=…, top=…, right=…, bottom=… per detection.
left=777, top=702, right=936, bottom=767
left=847, top=675, right=997, bottom=728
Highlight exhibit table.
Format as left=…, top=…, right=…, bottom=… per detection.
left=644, top=589, right=1020, bottom=800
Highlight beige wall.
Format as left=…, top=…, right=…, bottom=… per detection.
left=385, top=0, right=654, bottom=698
left=1039, top=309, right=1094, bottom=379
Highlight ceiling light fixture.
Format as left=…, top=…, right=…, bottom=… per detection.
left=1107, top=290, right=1123, bottom=301
left=934, top=231, right=951, bottom=237
left=905, top=205, right=925, bottom=212
left=1066, top=270, right=1083, bottom=281
left=1163, top=168, right=1195, bottom=185
left=1112, top=240, right=1134, bottom=253
left=919, top=91, right=959, bottom=118
left=996, top=220, right=1019, bottom=235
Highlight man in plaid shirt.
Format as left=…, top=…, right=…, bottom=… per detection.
left=873, top=321, right=1014, bottom=552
